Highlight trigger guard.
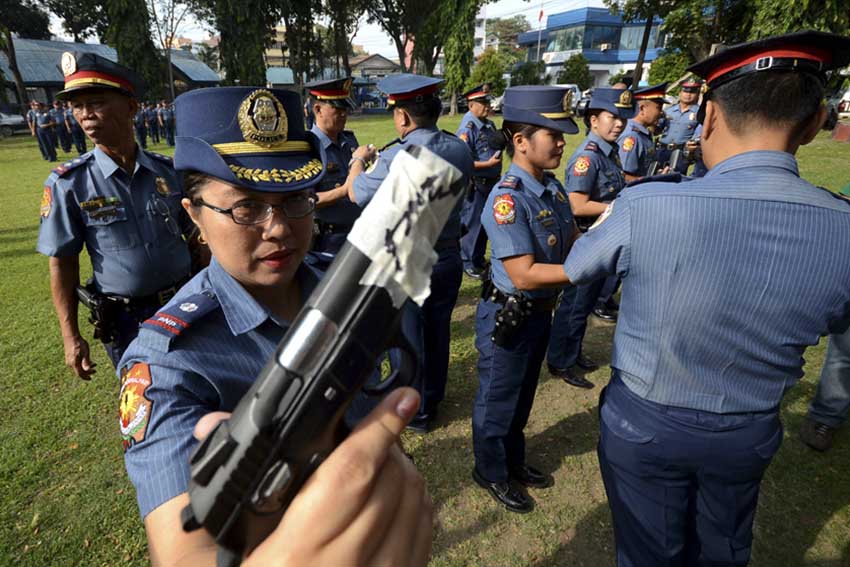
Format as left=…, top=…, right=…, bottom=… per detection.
left=362, top=332, right=419, bottom=396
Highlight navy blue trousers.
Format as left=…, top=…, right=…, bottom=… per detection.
left=103, top=303, right=159, bottom=368
left=134, top=125, right=147, bottom=149
left=460, top=178, right=497, bottom=271
left=162, top=123, right=175, bottom=146
left=597, top=275, right=620, bottom=306
left=71, top=126, right=87, bottom=154
left=34, top=129, right=50, bottom=160
left=473, top=299, right=552, bottom=482
left=598, top=373, right=783, bottom=567
left=55, top=126, right=72, bottom=153
left=37, top=128, right=57, bottom=161
left=149, top=122, right=160, bottom=143
left=547, top=277, right=605, bottom=369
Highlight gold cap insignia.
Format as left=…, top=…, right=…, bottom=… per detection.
left=343, top=78, right=353, bottom=95
left=615, top=89, right=633, bottom=108
left=238, top=89, right=288, bottom=148
left=562, top=91, right=574, bottom=114
left=61, top=52, right=77, bottom=77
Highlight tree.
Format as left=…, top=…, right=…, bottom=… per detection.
left=605, top=1, right=674, bottom=86
left=556, top=53, right=593, bottom=90
left=608, top=68, right=631, bottom=85
left=147, top=0, right=193, bottom=100
left=443, top=0, right=482, bottom=115
left=190, top=0, right=278, bottom=86
left=660, top=0, right=754, bottom=62
left=366, top=0, right=415, bottom=73
left=411, top=0, right=453, bottom=75
left=468, top=47, right=507, bottom=96
left=0, top=0, right=51, bottom=111
left=196, top=42, right=218, bottom=72
left=104, top=0, right=168, bottom=99
left=487, top=15, right=530, bottom=66
left=647, top=48, right=691, bottom=84
left=750, top=0, right=850, bottom=38
left=511, top=61, right=545, bottom=86
left=45, top=0, right=108, bottom=42
left=325, top=0, right=367, bottom=76
left=282, top=0, right=324, bottom=84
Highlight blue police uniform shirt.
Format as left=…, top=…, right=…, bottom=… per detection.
left=310, top=124, right=361, bottom=226
left=565, top=132, right=625, bottom=204
left=352, top=126, right=473, bottom=244
left=160, top=107, right=174, bottom=123
left=35, top=110, right=54, bottom=128
left=120, top=256, right=321, bottom=518
left=456, top=113, right=501, bottom=179
left=617, top=119, right=655, bottom=176
left=483, top=163, right=574, bottom=299
left=564, top=150, right=850, bottom=413
left=659, top=103, right=700, bottom=145
left=36, top=147, right=191, bottom=297
left=145, top=108, right=158, bottom=124
left=48, top=107, right=64, bottom=126
left=27, top=108, right=37, bottom=125
left=134, top=111, right=146, bottom=127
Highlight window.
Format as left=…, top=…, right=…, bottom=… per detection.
left=619, top=25, right=666, bottom=50
left=546, top=25, right=584, bottom=52
left=583, top=26, right=619, bottom=50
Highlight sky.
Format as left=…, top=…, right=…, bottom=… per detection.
left=49, top=0, right=606, bottom=56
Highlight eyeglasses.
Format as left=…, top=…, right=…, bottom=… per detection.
left=151, top=197, right=181, bottom=237
left=193, top=194, right=316, bottom=225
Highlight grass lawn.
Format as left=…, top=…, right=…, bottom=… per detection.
left=1, top=115, right=849, bottom=566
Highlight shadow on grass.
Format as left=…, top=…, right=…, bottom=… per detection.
left=531, top=503, right=616, bottom=567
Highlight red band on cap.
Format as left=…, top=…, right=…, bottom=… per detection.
left=387, top=83, right=440, bottom=103
left=706, top=46, right=832, bottom=84
left=466, top=90, right=487, bottom=99
left=64, top=70, right=135, bottom=94
left=309, top=88, right=349, bottom=97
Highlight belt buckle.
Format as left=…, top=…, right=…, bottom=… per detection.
left=157, top=287, right=176, bottom=306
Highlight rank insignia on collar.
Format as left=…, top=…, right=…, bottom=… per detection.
left=493, top=193, right=516, bottom=225
left=119, top=363, right=154, bottom=451
left=155, top=177, right=171, bottom=196
left=584, top=141, right=599, bottom=152
left=622, top=136, right=635, bottom=152
left=573, top=156, right=590, bottom=176
left=40, top=186, right=52, bottom=218
left=238, top=89, right=289, bottom=148
left=499, top=175, right=519, bottom=189
left=536, top=209, right=552, bottom=220
left=556, top=191, right=567, bottom=203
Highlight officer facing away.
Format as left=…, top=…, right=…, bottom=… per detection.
left=561, top=31, right=850, bottom=565
left=37, top=52, right=198, bottom=378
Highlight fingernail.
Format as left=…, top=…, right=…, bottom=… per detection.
left=395, top=390, right=418, bottom=420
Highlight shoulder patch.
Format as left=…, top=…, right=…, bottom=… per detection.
left=622, top=136, right=635, bottom=152
left=40, top=186, right=52, bottom=218
left=459, top=132, right=469, bottom=142
left=140, top=291, right=219, bottom=348
left=51, top=154, right=91, bottom=177
left=573, top=156, right=591, bottom=176
left=146, top=151, right=174, bottom=164
left=626, top=172, right=688, bottom=188
left=499, top=175, right=520, bottom=190
left=584, top=141, right=599, bottom=152
left=119, top=362, right=153, bottom=451
left=493, top=194, right=516, bottom=225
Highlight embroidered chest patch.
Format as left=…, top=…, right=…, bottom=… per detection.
left=573, top=156, right=591, bottom=176
left=493, top=194, right=516, bottom=225
left=119, top=363, right=153, bottom=451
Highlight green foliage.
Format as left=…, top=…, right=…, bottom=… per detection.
left=195, top=42, right=218, bottom=72
left=411, top=0, right=453, bottom=75
left=556, top=53, right=593, bottom=90
left=104, top=0, right=167, bottom=98
left=608, top=68, right=630, bottom=85
left=325, top=0, right=368, bottom=76
left=511, top=60, right=545, bottom=86
left=487, top=15, right=530, bottom=66
left=647, top=48, right=692, bottom=85
left=366, top=0, right=416, bottom=72
left=468, top=47, right=508, bottom=96
left=0, top=0, right=51, bottom=38
left=661, top=0, right=754, bottom=61
left=443, top=0, right=481, bottom=112
left=44, top=0, right=108, bottom=42
left=750, top=0, right=850, bottom=38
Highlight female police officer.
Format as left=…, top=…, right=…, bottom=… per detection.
left=472, top=86, right=579, bottom=513
left=118, top=87, right=431, bottom=565
left=546, top=88, right=634, bottom=389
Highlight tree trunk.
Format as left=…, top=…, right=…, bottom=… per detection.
left=395, top=36, right=408, bottom=73
left=3, top=29, right=28, bottom=112
left=631, top=15, right=653, bottom=87
left=167, top=47, right=175, bottom=100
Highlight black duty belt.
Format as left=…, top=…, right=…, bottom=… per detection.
left=315, top=221, right=354, bottom=235
left=109, top=277, right=189, bottom=310
left=661, top=142, right=685, bottom=150
left=488, top=286, right=558, bottom=313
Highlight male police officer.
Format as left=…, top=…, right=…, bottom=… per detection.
left=64, top=100, right=87, bottom=155
left=51, top=100, right=72, bottom=154
left=656, top=78, right=702, bottom=174
left=134, top=103, right=148, bottom=149
left=37, top=52, right=194, bottom=378
left=306, top=77, right=374, bottom=255
left=456, top=84, right=503, bottom=279
left=618, top=82, right=667, bottom=180
left=27, top=100, right=51, bottom=161
left=34, top=101, right=58, bottom=162
left=560, top=31, right=850, bottom=565
left=349, top=74, right=473, bottom=432
left=158, top=100, right=175, bottom=147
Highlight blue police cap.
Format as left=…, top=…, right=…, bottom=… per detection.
left=56, top=51, right=146, bottom=101
left=633, top=82, right=668, bottom=102
left=501, top=85, right=579, bottom=135
left=588, top=88, right=635, bottom=119
left=306, top=77, right=356, bottom=110
left=173, top=87, right=326, bottom=193
left=378, top=74, right=443, bottom=107
left=462, top=84, right=491, bottom=102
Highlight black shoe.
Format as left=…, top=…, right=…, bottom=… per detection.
left=604, top=297, right=619, bottom=311
left=472, top=469, right=533, bottom=513
left=799, top=418, right=835, bottom=452
left=592, top=305, right=618, bottom=321
left=405, top=416, right=430, bottom=434
left=575, top=353, right=598, bottom=371
left=510, top=465, right=553, bottom=489
left=547, top=364, right=595, bottom=389
left=464, top=266, right=485, bottom=280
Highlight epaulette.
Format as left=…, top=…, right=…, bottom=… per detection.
left=584, top=141, right=600, bottom=152
left=51, top=154, right=92, bottom=178
left=146, top=151, right=174, bottom=164
left=465, top=121, right=476, bottom=129
left=441, top=129, right=458, bottom=137
left=626, top=172, right=690, bottom=188
left=378, top=138, right=400, bottom=152
left=499, top=175, right=521, bottom=190
left=816, top=185, right=850, bottom=205
left=342, top=129, right=355, bottom=137
left=139, top=291, right=220, bottom=351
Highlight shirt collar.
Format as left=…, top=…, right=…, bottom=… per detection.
left=587, top=132, right=615, bottom=157
left=310, top=124, right=339, bottom=149
left=469, top=113, right=486, bottom=129
left=93, top=145, right=146, bottom=178
left=402, top=125, right=439, bottom=142
left=705, top=150, right=799, bottom=179
left=628, top=119, right=649, bottom=135
left=507, top=163, right=554, bottom=198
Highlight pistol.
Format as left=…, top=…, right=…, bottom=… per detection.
left=180, top=145, right=466, bottom=563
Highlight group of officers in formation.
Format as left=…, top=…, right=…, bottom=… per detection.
left=33, top=30, right=850, bottom=566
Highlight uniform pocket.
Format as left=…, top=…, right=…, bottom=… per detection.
left=600, top=400, right=655, bottom=444
left=85, top=207, right=137, bottom=250
left=753, top=421, right=783, bottom=460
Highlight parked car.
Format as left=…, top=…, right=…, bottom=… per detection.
left=0, top=112, right=28, bottom=138
left=551, top=83, right=582, bottom=111
left=491, top=94, right=504, bottom=113
left=838, top=86, right=850, bottom=120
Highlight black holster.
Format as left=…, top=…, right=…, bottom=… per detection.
left=75, top=282, right=122, bottom=344
left=481, top=275, right=532, bottom=347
